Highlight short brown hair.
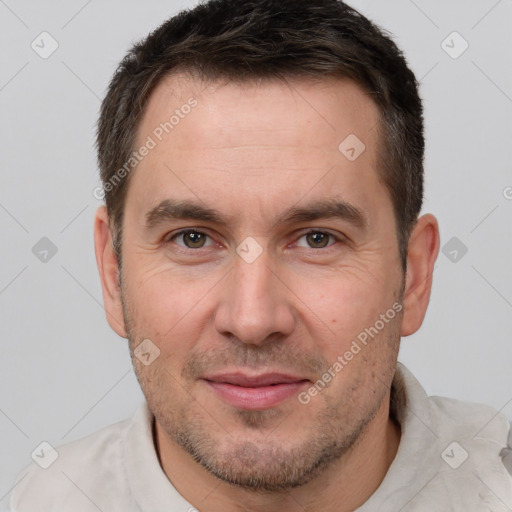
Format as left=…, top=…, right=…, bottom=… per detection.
left=97, top=0, right=424, bottom=269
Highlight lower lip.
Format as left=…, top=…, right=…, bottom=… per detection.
left=205, top=380, right=309, bottom=410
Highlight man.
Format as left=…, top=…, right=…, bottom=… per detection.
left=10, top=0, right=512, bottom=510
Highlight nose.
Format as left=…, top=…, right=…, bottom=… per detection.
left=214, top=252, right=296, bottom=346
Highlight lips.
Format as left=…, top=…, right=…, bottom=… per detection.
left=205, top=372, right=307, bottom=387
left=202, top=372, right=310, bottom=410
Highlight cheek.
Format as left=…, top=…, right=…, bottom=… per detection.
left=294, top=270, right=395, bottom=337
left=298, top=279, right=402, bottom=382
left=122, top=263, right=208, bottom=356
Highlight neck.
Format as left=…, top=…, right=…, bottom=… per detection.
left=155, top=391, right=400, bottom=512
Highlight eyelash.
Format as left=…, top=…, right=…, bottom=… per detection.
left=165, top=229, right=343, bottom=252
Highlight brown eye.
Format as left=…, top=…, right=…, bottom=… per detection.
left=305, top=232, right=330, bottom=248
left=306, top=232, right=329, bottom=248
left=171, top=230, right=211, bottom=249
left=183, top=232, right=206, bottom=248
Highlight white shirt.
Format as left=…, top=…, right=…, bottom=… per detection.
left=9, top=363, right=512, bottom=511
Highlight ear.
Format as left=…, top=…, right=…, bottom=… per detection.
left=93, top=206, right=127, bottom=338
left=401, top=214, right=440, bottom=337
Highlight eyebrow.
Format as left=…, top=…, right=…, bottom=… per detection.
left=145, top=200, right=227, bottom=228
left=144, top=198, right=368, bottom=231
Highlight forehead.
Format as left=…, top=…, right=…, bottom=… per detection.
left=126, top=72, right=387, bottom=230
left=137, top=72, right=380, bottom=152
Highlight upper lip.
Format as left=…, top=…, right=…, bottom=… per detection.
left=203, top=372, right=309, bottom=387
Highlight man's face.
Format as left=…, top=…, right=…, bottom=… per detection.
left=119, top=74, right=404, bottom=490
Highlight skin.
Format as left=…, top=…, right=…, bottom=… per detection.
left=94, top=74, right=439, bottom=511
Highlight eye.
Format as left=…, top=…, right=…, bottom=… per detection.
left=168, top=229, right=214, bottom=249
left=296, top=230, right=338, bottom=249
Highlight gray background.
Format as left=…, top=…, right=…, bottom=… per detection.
left=1, top=0, right=511, bottom=507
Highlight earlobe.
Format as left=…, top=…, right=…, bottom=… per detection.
left=401, top=214, right=440, bottom=337
left=93, top=206, right=127, bottom=338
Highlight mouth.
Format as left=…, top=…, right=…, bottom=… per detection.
left=202, top=372, right=310, bottom=410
